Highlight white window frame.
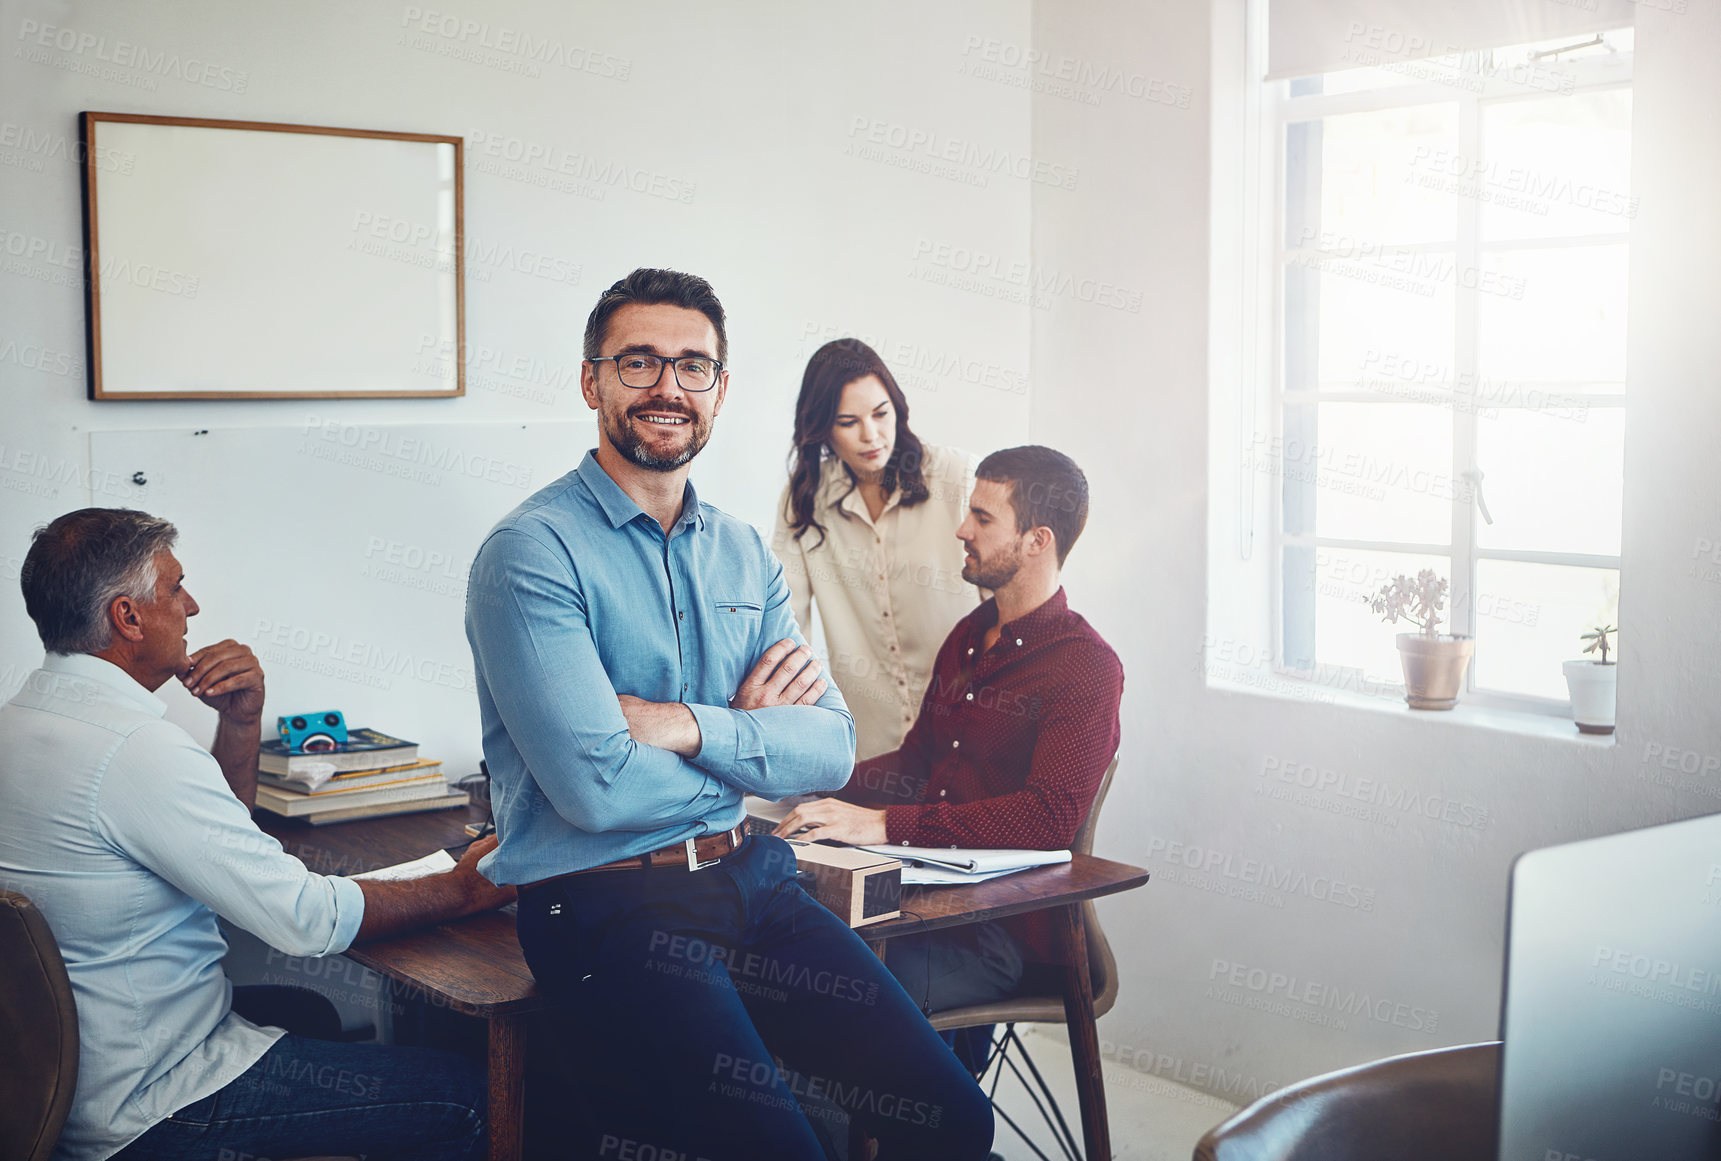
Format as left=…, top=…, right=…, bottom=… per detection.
left=1255, top=30, right=1632, bottom=717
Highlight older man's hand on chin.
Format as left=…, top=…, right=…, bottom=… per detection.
left=182, top=639, right=266, bottom=723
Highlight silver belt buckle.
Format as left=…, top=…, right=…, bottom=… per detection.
left=685, top=828, right=739, bottom=871
left=685, top=837, right=720, bottom=872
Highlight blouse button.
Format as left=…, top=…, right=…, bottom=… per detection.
left=939, top=788, right=947, bottom=797
left=966, top=647, right=975, bottom=655
left=951, top=740, right=960, bottom=749
left=965, top=693, right=974, bottom=701
left=1016, top=638, right=1024, bottom=646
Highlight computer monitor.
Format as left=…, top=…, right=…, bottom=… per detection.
left=1499, top=811, right=1721, bottom=1161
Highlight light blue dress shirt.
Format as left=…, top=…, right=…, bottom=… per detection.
left=0, top=652, right=365, bottom=1161
left=465, top=450, right=856, bottom=886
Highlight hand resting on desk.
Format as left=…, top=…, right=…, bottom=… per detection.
left=352, top=834, right=515, bottom=943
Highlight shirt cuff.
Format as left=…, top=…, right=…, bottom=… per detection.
left=884, top=804, right=925, bottom=846
left=687, top=703, right=766, bottom=777
left=325, top=874, right=366, bottom=956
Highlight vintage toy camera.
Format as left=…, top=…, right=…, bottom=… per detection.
left=277, top=710, right=348, bottom=752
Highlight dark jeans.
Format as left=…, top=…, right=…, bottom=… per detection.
left=883, top=922, right=1040, bottom=1076
left=112, top=1033, right=486, bottom=1161
left=516, top=833, right=994, bottom=1160
left=883, top=922, right=1029, bottom=1015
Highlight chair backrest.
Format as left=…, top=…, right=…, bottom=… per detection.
left=1193, top=1042, right=1501, bottom=1161
left=0, top=890, right=80, bottom=1161
left=1072, top=755, right=1119, bottom=858
left=1077, top=757, right=1119, bottom=1009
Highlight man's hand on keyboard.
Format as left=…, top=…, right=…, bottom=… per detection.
left=773, top=797, right=888, bottom=845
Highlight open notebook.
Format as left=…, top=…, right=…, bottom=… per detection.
left=857, top=844, right=1071, bottom=884
left=743, top=795, right=1071, bottom=885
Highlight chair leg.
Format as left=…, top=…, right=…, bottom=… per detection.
left=978, top=1024, right=1084, bottom=1161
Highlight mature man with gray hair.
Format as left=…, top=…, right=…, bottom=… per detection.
left=0, top=507, right=513, bottom=1161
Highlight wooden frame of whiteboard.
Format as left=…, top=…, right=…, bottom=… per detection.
left=80, top=112, right=465, bottom=400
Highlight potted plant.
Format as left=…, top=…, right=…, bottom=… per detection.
left=1563, top=624, right=1617, bottom=735
left=1367, top=570, right=1475, bottom=710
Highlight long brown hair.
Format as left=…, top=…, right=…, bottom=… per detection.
left=785, top=339, right=929, bottom=550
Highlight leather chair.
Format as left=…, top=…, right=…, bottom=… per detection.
left=1193, top=1041, right=1501, bottom=1161
left=0, top=890, right=80, bottom=1161
left=926, top=755, right=1122, bottom=1036
left=1, top=889, right=356, bottom=1161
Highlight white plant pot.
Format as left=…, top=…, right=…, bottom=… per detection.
left=1563, top=660, right=1617, bottom=735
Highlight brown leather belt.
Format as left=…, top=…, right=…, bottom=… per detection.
left=521, top=827, right=746, bottom=893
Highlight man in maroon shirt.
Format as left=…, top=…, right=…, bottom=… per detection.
left=775, top=445, right=1123, bottom=1031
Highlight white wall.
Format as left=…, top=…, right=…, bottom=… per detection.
left=1033, top=0, right=1721, bottom=1106
left=0, top=0, right=1033, bottom=768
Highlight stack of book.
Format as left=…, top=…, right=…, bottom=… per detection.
left=254, top=728, right=468, bottom=825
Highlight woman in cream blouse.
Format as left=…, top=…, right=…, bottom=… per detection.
left=772, top=338, right=980, bottom=761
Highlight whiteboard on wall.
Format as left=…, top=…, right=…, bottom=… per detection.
left=83, top=113, right=462, bottom=399
left=90, top=421, right=593, bottom=776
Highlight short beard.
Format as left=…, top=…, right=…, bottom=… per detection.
left=604, top=404, right=711, bottom=472
left=960, top=540, right=1025, bottom=590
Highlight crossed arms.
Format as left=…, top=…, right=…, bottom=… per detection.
left=465, top=527, right=856, bottom=835
left=616, top=637, right=830, bottom=755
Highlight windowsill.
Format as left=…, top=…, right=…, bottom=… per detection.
left=1207, top=674, right=1617, bottom=745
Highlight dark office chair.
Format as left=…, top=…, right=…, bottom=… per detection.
left=925, top=756, right=1121, bottom=1159
left=0, top=889, right=80, bottom=1161
left=1193, top=1041, right=1501, bottom=1161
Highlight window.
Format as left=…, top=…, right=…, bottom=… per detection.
left=1261, top=30, right=1631, bottom=712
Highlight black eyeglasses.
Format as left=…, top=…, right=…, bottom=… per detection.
left=589, top=353, right=724, bottom=392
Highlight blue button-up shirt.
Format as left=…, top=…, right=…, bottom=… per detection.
left=465, top=451, right=856, bottom=885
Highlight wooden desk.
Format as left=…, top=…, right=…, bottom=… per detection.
left=258, top=805, right=545, bottom=1161
left=259, top=806, right=1148, bottom=1161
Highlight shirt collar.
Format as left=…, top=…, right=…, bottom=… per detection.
left=977, top=587, right=1071, bottom=650
left=42, top=652, right=167, bottom=717
left=576, top=449, right=704, bottom=533
left=818, top=457, right=853, bottom=507
left=1003, top=586, right=1070, bottom=641
left=822, top=456, right=901, bottom=520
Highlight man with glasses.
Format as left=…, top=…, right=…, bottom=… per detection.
left=464, top=268, right=991, bottom=1160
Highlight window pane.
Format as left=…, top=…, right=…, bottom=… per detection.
left=1312, top=403, right=1454, bottom=544
left=1301, top=546, right=1452, bottom=683
left=1302, top=104, right=1459, bottom=245
left=1481, top=89, right=1633, bottom=241
left=1471, top=560, right=1619, bottom=698
left=1477, top=245, right=1628, bottom=385
left=1475, top=407, right=1623, bottom=556
left=1311, top=266, right=1456, bottom=389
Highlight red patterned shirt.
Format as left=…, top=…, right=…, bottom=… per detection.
left=837, top=587, right=1123, bottom=961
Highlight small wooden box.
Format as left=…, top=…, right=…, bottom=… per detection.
left=788, top=841, right=902, bottom=927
